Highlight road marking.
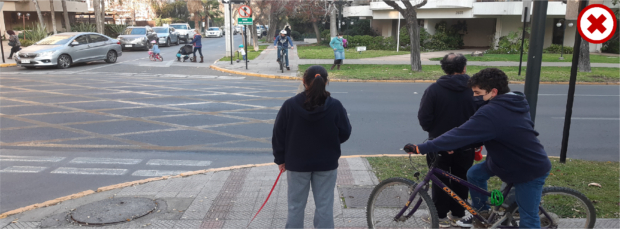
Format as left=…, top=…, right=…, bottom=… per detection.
left=0, top=155, right=65, bottom=162
left=0, top=166, right=48, bottom=173
left=539, top=94, right=619, bottom=96
left=552, top=117, right=620, bottom=120
left=51, top=167, right=128, bottom=175
left=69, top=157, right=143, bottom=165
left=132, top=170, right=190, bottom=176
left=146, top=159, right=212, bottom=166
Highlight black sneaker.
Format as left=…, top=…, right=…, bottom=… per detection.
left=286, top=67, right=290, bottom=70
left=456, top=214, right=475, bottom=227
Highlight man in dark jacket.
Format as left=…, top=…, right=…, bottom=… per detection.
left=418, top=53, right=477, bottom=227
left=406, top=68, right=551, bottom=229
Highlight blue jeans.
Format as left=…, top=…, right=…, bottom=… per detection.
left=467, top=162, right=549, bottom=228
left=285, top=169, right=337, bottom=229
left=277, top=46, right=289, bottom=67
left=193, top=47, right=202, bottom=57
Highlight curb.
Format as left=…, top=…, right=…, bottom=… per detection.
left=209, top=65, right=620, bottom=85
left=0, top=63, right=16, bottom=68
left=0, top=154, right=412, bottom=219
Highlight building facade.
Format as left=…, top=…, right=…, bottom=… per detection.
left=343, top=0, right=619, bottom=52
left=1, top=0, right=88, bottom=34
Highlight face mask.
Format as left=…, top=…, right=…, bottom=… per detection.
left=473, top=95, right=489, bottom=108
left=338, top=36, right=343, bottom=39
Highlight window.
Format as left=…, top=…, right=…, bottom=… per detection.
left=123, top=28, right=146, bottom=35
left=88, top=34, right=108, bottom=43
left=36, top=35, right=74, bottom=45
left=208, top=28, right=220, bottom=31
left=154, top=28, right=169, bottom=33
left=171, top=25, right=188, bottom=30
left=74, top=36, right=89, bottom=45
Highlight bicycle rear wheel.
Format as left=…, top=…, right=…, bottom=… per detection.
left=367, top=177, right=438, bottom=229
left=157, top=55, right=164, bottom=62
left=149, top=55, right=156, bottom=61
left=507, top=186, right=596, bottom=228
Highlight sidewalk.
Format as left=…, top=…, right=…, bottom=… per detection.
left=1, top=40, right=17, bottom=66
left=1, top=156, right=618, bottom=229
left=213, top=42, right=302, bottom=78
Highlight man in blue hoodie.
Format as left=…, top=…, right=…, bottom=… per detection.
left=418, top=53, right=478, bottom=227
left=405, top=68, right=551, bottom=228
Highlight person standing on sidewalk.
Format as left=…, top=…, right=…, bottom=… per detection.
left=275, top=30, right=294, bottom=71
left=7, top=30, right=21, bottom=59
left=329, top=33, right=345, bottom=70
left=190, top=29, right=203, bottom=63
left=272, top=65, right=352, bottom=229
left=417, top=53, right=479, bottom=227
left=285, top=26, right=292, bottom=38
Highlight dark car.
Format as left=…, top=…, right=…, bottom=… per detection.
left=118, top=26, right=158, bottom=51
left=154, top=27, right=180, bottom=47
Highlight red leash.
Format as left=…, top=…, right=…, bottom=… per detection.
left=247, top=169, right=283, bottom=227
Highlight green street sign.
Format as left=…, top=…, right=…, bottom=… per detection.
left=238, top=18, right=253, bottom=25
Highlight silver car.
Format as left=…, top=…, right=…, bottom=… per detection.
left=15, top=32, right=122, bottom=69
left=154, top=27, right=180, bottom=47
left=118, top=26, right=158, bottom=51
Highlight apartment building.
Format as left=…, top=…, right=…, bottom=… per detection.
left=1, top=0, right=89, bottom=34
left=343, top=0, right=619, bottom=52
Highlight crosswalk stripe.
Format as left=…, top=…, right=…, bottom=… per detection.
left=51, top=167, right=127, bottom=175
left=69, top=157, right=142, bottom=165
left=146, top=159, right=212, bottom=167
left=132, top=170, right=189, bottom=177
left=0, top=166, right=48, bottom=173
left=0, top=155, right=65, bottom=162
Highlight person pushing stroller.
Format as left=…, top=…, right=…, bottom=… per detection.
left=177, top=44, right=193, bottom=62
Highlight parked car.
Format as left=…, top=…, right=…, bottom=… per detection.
left=170, top=23, right=195, bottom=42
left=234, top=25, right=242, bottom=34
left=206, top=27, right=223, bottom=38
left=257, top=25, right=267, bottom=36
left=15, top=32, right=122, bottom=69
left=118, top=26, right=158, bottom=51
left=154, top=26, right=179, bottom=47
left=220, top=27, right=226, bottom=36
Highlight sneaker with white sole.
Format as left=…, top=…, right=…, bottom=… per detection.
left=456, top=214, right=475, bottom=227
left=420, top=214, right=451, bottom=228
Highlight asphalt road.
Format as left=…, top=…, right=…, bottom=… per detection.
left=1, top=36, right=618, bottom=213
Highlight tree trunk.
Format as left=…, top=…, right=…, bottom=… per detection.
left=251, top=25, right=259, bottom=51
left=32, top=0, right=46, bottom=29
left=50, top=0, right=57, bottom=34
left=194, top=15, right=201, bottom=34
left=61, top=0, right=71, bottom=32
left=408, top=11, right=422, bottom=71
left=101, top=0, right=106, bottom=30
left=330, top=4, right=337, bottom=38
left=312, top=21, right=321, bottom=44
left=94, top=0, right=103, bottom=33
left=578, top=37, right=591, bottom=72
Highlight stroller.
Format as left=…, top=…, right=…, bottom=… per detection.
left=176, top=45, right=194, bottom=62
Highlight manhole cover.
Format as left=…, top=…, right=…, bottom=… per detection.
left=71, top=197, right=157, bottom=225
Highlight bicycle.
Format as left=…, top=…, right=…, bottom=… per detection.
left=148, top=50, right=163, bottom=62
left=366, top=150, right=596, bottom=228
left=277, top=46, right=287, bottom=73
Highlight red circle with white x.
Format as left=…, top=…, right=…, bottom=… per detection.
left=577, top=4, right=617, bottom=44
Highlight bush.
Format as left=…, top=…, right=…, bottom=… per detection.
left=487, top=30, right=529, bottom=54
left=19, top=39, right=35, bottom=47
left=290, top=31, right=303, bottom=41
left=399, top=26, right=431, bottom=51
left=71, top=23, right=96, bottom=32
left=105, top=24, right=128, bottom=38
left=346, top=35, right=397, bottom=50
left=543, top=44, right=573, bottom=54
left=601, top=37, right=619, bottom=54
left=344, top=20, right=378, bottom=36
left=425, top=21, right=463, bottom=51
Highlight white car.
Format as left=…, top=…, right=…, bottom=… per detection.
left=206, top=27, right=223, bottom=38
left=170, top=23, right=195, bottom=42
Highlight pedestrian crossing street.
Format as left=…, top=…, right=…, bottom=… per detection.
left=0, top=155, right=211, bottom=177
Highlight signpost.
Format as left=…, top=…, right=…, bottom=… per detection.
left=238, top=18, right=253, bottom=25
left=236, top=5, right=252, bottom=70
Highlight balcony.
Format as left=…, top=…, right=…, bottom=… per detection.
left=370, top=0, right=474, bottom=10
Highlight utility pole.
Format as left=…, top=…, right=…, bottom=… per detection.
left=523, top=0, right=548, bottom=123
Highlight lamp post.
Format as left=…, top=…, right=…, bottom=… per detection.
left=17, top=12, right=30, bottom=41
left=556, top=19, right=573, bottom=60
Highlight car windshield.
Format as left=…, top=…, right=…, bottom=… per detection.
left=35, top=35, right=74, bottom=45
left=171, top=25, right=188, bottom=30
left=208, top=28, right=219, bottom=31
left=123, top=28, right=146, bottom=35
left=153, top=28, right=168, bottom=33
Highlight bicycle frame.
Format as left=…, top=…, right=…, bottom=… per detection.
left=394, top=165, right=554, bottom=228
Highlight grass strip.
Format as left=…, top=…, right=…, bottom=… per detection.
left=297, top=45, right=409, bottom=59
left=298, top=64, right=619, bottom=82
left=429, top=54, right=620, bottom=64
left=218, top=45, right=268, bottom=61
left=366, top=156, right=619, bottom=218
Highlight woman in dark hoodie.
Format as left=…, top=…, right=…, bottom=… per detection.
left=272, top=65, right=352, bottom=228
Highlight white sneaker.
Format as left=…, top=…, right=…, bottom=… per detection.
left=456, top=214, right=475, bottom=228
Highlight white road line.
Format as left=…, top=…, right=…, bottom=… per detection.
left=51, top=167, right=127, bottom=175
left=0, top=166, right=48, bottom=173
left=223, top=112, right=278, bottom=115
left=552, top=117, right=620, bottom=120
left=168, top=102, right=213, bottom=106
left=146, top=159, right=212, bottom=166
left=132, top=170, right=189, bottom=177
left=0, top=155, right=65, bottom=162
left=69, top=157, right=143, bottom=165
left=217, top=76, right=246, bottom=80
left=539, top=94, right=619, bottom=97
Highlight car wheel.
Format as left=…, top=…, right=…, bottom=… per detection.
left=25, top=66, right=35, bottom=69
left=57, top=54, right=72, bottom=69
left=166, top=38, right=171, bottom=47
left=175, top=38, right=180, bottom=45
left=105, top=50, right=117, bottom=63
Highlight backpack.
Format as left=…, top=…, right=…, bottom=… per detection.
left=342, top=38, right=348, bottom=48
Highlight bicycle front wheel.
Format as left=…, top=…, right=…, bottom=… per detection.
left=507, top=186, right=596, bottom=228
left=367, top=177, right=438, bottom=229
left=149, top=55, right=156, bottom=61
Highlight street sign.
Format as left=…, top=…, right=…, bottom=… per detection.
left=238, top=5, right=252, bottom=18
left=238, top=18, right=253, bottom=25
left=577, top=4, right=617, bottom=44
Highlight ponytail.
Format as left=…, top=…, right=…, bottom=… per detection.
left=303, top=65, right=330, bottom=111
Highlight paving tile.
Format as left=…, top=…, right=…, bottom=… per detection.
left=2, top=222, right=40, bottom=229
left=173, top=220, right=202, bottom=229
